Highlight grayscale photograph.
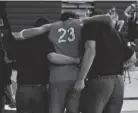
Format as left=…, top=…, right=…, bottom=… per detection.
left=0, top=1, right=138, bottom=113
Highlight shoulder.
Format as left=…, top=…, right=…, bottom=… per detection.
left=67, top=19, right=82, bottom=26
left=83, top=20, right=103, bottom=29
left=131, top=3, right=135, bottom=7
left=51, top=21, right=61, bottom=27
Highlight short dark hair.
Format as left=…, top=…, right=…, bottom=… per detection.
left=60, top=12, right=79, bottom=21
left=34, top=17, right=50, bottom=27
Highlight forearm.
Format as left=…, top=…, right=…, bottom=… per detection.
left=47, top=52, right=79, bottom=65
left=118, top=21, right=124, bottom=32
left=116, top=15, right=119, bottom=21
left=124, top=12, right=131, bottom=17
left=81, top=15, right=112, bottom=24
left=13, top=24, right=52, bottom=40
left=5, top=84, right=15, bottom=98
left=77, top=47, right=95, bottom=80
left=124, top=7, right=131, bottom=17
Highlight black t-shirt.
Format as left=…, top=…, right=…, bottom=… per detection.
left=81, top=21, right=134, bottom=78
left=11, top=32, right=55, bottom=85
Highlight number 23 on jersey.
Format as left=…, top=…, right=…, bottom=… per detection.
left=58, top=27, right=75, bottom=43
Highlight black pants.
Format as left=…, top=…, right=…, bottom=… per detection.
left=127, top=21, right=138, bottom=42
left=16, top=84, right=48, bottom=113
left=80, top=75, right=124, bottom=113
left=0, top=96, right=5, bottom=113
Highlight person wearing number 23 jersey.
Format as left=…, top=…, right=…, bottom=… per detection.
left=48, top=12, right=82, bottom=113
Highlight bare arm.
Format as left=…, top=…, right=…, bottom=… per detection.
left=80, top=14, right=112, bottom=25
left=77, top=41, right=96, bottom=80
left=124, top=5, right=132, bottom=18
left=47, top=52, right=80, bottom=65
left=13, top=23, right=52, bottom=40
left=115, top=13, right=119, bottom=21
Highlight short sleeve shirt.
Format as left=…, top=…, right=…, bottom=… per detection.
left=81, top=20, right=126, bottom=77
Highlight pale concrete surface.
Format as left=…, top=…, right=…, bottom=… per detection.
left=121, top=112, right=138, bottom=113
left=122, top=70, right=138, bottom=112
left=124, top=70, right=138, bottom=98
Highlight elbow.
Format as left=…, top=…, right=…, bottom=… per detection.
left=47, top=52, right=57, bottom=63
left=47, top=52, right=54, bottom=63
left=85, top=41, right=96, bottom=58
left=124, top=11, right=128, bottom=17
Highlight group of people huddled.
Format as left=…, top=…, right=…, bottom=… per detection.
left=0, top=1, right=138, bottom=113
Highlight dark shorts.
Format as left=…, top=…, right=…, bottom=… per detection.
left=16, top=84, right=48, bottom=113
left=80, top=75, right=124, bottom=113
left=49, top=80, right=81, bottom=113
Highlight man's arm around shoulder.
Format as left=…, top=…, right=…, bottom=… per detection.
left=13, top=23, right=53, bottom=40
left=80, top=14, right=112, bottom=25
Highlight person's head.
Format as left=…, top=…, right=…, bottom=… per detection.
left=110, top=6, right=116, bottom=13
left=34, top=17, right=50, bottom=27
left=90, top=2, right=95, bottom=12
left=60, top=12, right=79, bottom=21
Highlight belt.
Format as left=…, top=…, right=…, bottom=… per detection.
left=88, top=75, right=120, bottom=80
left=18, top=84, right=47, bottom=87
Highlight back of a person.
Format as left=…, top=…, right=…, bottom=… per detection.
left=49, top=19, right=81, bottom=57
left=14, top=33, right=49, bottom=85
left=49, top=19, right=82, bottom=82
left=14, top=17, right=50, bottom=113
left=48, top=12, right=82, bottom=113
left=80, top=18, right=132, bottom=113
left=87, top=21, right=124, bottom=78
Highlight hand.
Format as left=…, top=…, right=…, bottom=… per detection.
left=74, top=58, right=80, bottom=64
left=74, top=79, right=85, bottom=91
left=4, top=51, right=13, bottom=63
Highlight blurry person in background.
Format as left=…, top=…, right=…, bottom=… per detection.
left=107, top=6, right=124, bottom=32
left=124, top=1, right=138, bottom=46
left=0, top=1, right=16, bottom=113
left=85, top=2, right=100, bottom=17
left=89, top=2, right=98, bottom=16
